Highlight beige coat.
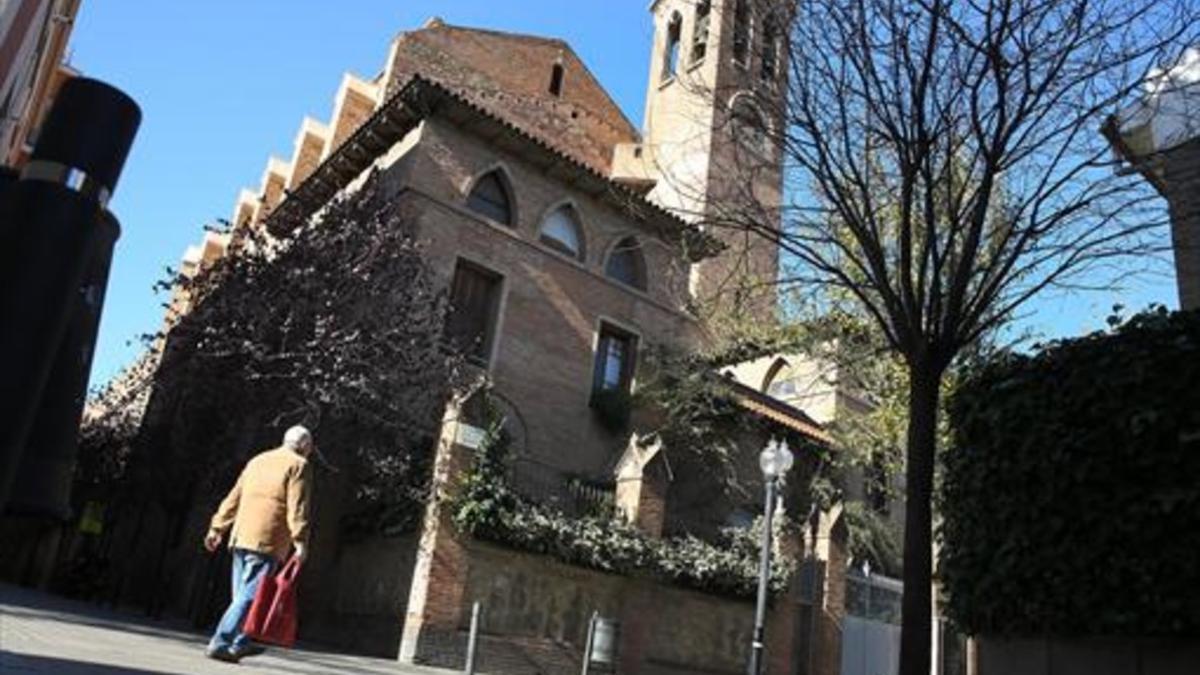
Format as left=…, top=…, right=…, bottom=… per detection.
left=209, top=446, right=312, bottom=561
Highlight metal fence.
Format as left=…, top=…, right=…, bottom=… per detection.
left=845, top=570, right=904, bottom=625
left=842, top=571, right=970, bottom=675
left=507, top=457, right=615, bottom=518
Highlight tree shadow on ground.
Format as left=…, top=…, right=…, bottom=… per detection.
left=0, top=651, right=173, bottom=674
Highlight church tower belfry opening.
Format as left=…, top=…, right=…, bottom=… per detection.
left=613, top=0, right=788, bottom=323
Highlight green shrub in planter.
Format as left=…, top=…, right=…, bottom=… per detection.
left=589, top=388, right=632, bottom=432
left=452, top=419, right=794, bottom=598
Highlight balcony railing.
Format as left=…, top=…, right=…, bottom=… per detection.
left=507, top=457, right=615, bottom=519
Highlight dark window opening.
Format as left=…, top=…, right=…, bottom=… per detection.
left=539, top=205, right=585, bottom=260
left=466, top=171, right=514, bottom=226
left=732, top=0, right=751, bottom=67
left=593, top=323, right=638, bottom=394
left=765, top=359, right=797, bottom=398
left=761, top=13, right=780, bottom=82
left=549, top=63, right=565, bottom=96
left=605, top=237, right=648, bottom=291
left=691, top=0, right=712, bottom=64
left=662, top=13, right=682, bottom=81
left=446, top=260, right=503, bottom=365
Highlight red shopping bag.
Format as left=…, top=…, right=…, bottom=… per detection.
left=242, top=556, right=302, bottom=647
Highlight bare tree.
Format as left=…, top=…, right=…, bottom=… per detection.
left=699, top=1, right=1200, bottom=672
left=119, top=171, right=465, bottom=542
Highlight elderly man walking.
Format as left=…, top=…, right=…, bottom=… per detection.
left=202, top=425, right=314, bottom=663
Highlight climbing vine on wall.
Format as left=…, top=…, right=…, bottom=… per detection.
left=940, top=307, right=1200, bottom=636
left=451, top=420, right=796, bottom=599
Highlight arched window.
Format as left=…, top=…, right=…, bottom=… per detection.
left=732, top=0, right=751, bottom=68
left=539, top=205, right=586, bottom=260
left=605, top=236, right=648, bottom=291
left=466, top=170, right=514, bottom=226
left=764, top=358, right=797, bottom=398
left=549, top=63, right=565, bottom=97
left=731, top=97, right=770, bottom=155
left=662, top=12, right=682, bottom=81
left=760, top=12, right=781, bottom=82
left=691, top=0, right=712, bottom=64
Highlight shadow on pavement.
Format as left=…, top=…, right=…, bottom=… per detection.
left=0, top=600, right=209, bottom=650
left=0, top=651, right=173, bottom=674
left=1, top=584, right=442, bottom=674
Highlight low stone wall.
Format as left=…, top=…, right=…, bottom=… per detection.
left=301, top=535, right=419, bottom=657
left=977, top=636, right=1200, bottom=675
left=442, top=542, right=756, bottom=675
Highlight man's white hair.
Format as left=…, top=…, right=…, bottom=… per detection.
left=283, top=425, right=312, bottom=451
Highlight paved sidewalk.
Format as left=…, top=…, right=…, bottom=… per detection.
left=0, top=583, right=447, bottom=674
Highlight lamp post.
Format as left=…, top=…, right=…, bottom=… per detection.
left=748, top=438, right=794, bottom=675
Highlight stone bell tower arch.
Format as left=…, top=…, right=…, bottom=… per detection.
left=614, top=0, right=790, bottom=322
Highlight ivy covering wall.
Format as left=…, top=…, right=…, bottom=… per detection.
left=451, top=424, right=795, bottom=599
left=940, top=308, right=1200, bottom=636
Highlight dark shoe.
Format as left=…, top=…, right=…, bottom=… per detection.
left=230, top=643, right=266, bottom=659
left=205, top=646, right=240, bottom=663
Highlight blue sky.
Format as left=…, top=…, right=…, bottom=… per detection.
left=74, top=1, right=1177, bottom=388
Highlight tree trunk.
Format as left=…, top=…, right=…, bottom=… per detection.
left=899, top=365, right=942, bottom=675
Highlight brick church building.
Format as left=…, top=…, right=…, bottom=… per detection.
left=163, top=3, right=850, bottom=674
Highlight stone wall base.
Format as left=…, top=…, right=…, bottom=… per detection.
left=977, top=636, right=1200, bottom=675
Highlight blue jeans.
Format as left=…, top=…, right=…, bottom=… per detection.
left=208, top=548, right=277, bottom=652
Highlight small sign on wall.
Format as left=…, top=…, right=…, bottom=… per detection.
left=455, top=422, right=487, bottom=449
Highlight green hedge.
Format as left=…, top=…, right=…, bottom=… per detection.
left=940, top=308, right=1200, bottom=637
left=451, top=424, right=793, bottom=599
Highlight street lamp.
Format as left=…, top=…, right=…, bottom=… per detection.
left=749, top=438, right=794, bottom=675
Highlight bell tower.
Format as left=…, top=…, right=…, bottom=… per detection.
left=614, top=0, right=787, bottom=322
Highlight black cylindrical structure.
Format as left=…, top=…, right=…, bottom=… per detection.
left=7, top=212, right=121, bottom=519
left=0, top=78, right=140, bottom=514
left=0, top=166, right=17, bottom=195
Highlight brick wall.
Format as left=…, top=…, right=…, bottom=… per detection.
left=257, top=157, right=290, bottom=223
left=326, top=76, right=378, bottom=158
left=382, top=21, right=638, bottom=173
left=385, top=118, right=701, bottom=478
left=288, top=118, right=329, bottom=190
left=636, top=0, right=785, bottom=321
left=445, top=542, right=758, bottom=675
left=401, top=537, right=824, bottom=674
left=300, top=535, right=419, bottom=657
left=232, top=189, right=257, bottom=230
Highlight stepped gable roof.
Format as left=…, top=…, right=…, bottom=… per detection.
left=384, top=20, right=640, bottom=173
left=265, top=75, right=716, bottom=260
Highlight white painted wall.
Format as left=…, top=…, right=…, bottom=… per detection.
left=1117, top=47, right=1200, bottom=157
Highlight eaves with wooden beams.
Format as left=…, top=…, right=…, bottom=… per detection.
left=264, top=74, right=719, bottom=261
left=728, top=380, right=833, bottom=445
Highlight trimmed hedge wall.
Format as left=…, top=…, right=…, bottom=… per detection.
left=940, top=308, right=1200, bottom=637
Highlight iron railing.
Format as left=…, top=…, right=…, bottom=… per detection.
left=507, top=457, right=615, bottom=518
